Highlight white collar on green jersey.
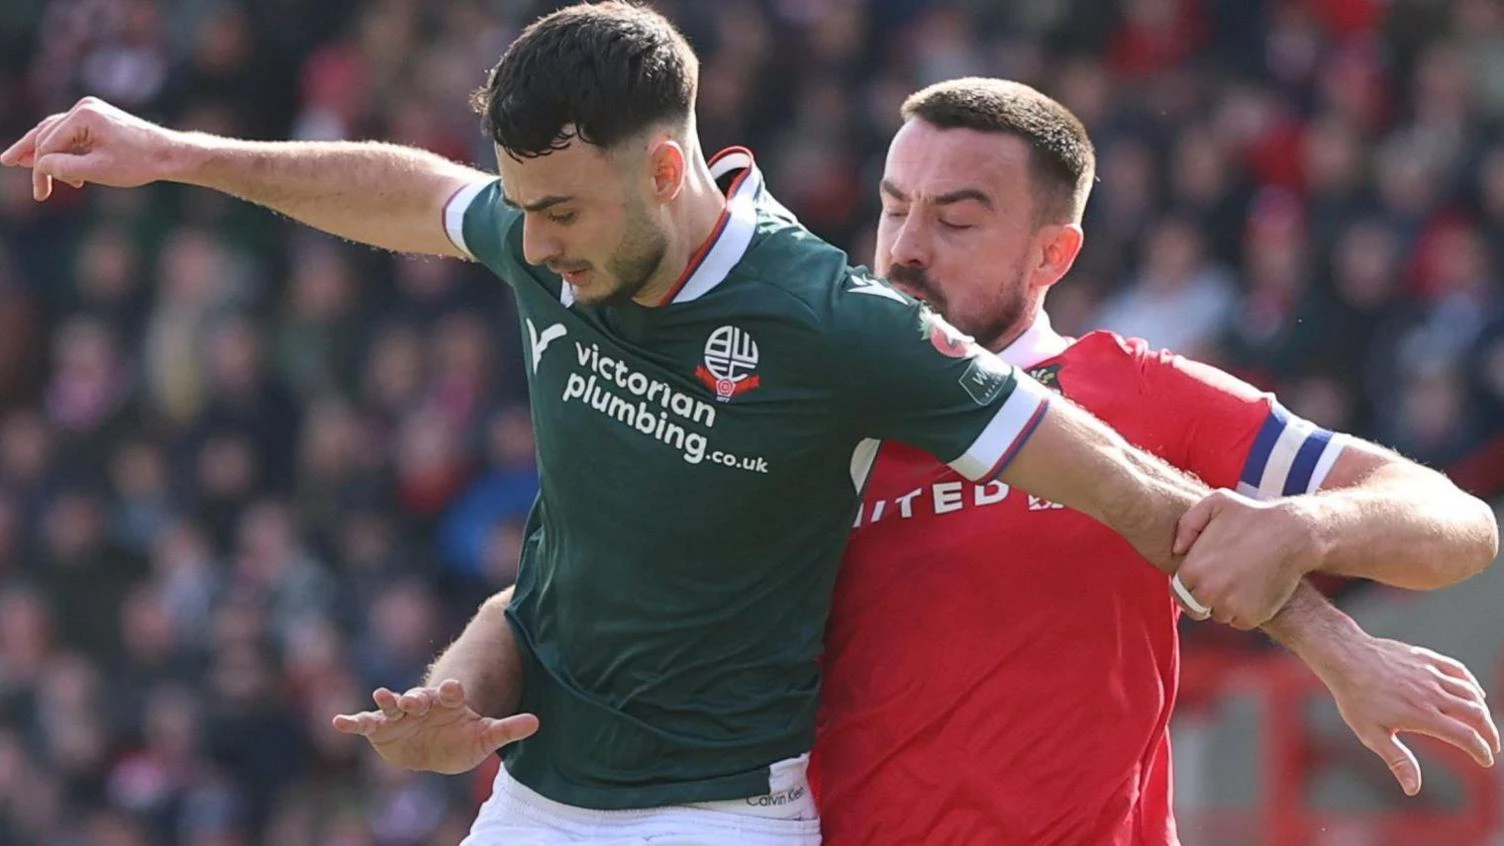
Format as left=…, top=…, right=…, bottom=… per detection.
left=660, top=147, right=765, bottom=305
left=997, top=311, right=1071, bottom=369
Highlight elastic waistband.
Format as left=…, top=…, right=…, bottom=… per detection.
left=689, top=754, right=816, bottom=821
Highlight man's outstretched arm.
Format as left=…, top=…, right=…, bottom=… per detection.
left=2, top=97, right=488, bottom=258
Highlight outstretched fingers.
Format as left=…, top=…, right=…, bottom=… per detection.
left=332, top=709, right=388, bottom=736
left=1430, top=652, right=1486, bottom=697
left=372, top=687, right=406, bottom=719
left=1437, top=681, right=1500, bottom=755
left=479, top=713, right=540, bottom=753
left=332, top=687, right=415, bottom=737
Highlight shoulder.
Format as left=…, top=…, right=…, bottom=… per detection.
left=1059, top=330, right=1262, bottom=403
left=736, top=220, right=855, bottom=306
left=1050, top=331, right=1269, bottom=458
left=446, top=178, right=522, bottom=268
left=1026, top=331, right=1160, bottom=431
left=724, top=222, right=911, bottom=339
left=1047, top=331, right=1163, bottom=396
left=1059, top=330, right=1161, bottom=370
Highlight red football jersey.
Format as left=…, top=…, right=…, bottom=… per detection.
left=811, top=319, right=1344, bottom=846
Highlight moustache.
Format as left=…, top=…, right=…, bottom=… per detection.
left=887, top=265, right=933, bottom=298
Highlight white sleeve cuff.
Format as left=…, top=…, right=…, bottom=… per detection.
left=443, top=180, right=492, bottom=260
left=947, top=375, right=1052, bottom=482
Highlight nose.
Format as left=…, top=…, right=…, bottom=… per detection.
left=887, top=213, right=931, bottom=271
left=520, top=217, right=562, bottom=267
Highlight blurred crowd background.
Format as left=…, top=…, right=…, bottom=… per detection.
left=0, top=0, right=1502, bottom=843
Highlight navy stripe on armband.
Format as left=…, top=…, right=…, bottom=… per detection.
left=1237, top=404, right=1345, bottom=498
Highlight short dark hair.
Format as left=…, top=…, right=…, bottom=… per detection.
left=900, top=77, right=1096, bottom=223
left=470, top=1, right=698, bottom=159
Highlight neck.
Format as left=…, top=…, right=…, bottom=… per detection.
left=986, top=298, right=1048, bottom=354
left=632, top=159, right=726, bottom=306
left=987, top=323, right=1030, bottom=355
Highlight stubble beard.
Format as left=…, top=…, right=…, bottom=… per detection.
left=888, top=256, right=1031, bottom=351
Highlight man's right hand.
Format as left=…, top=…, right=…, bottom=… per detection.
left=1, top=97, right=184, bottom=202
left=1172, top=489, right=1315, bottom=629
left=332, top=678, right=540, bottom=775
left=5, top=95, right=482, bottom=256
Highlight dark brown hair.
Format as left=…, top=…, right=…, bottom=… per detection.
left=901, top=77, right=1096, bottom=223
left=471, top=1, right=698, bottom=159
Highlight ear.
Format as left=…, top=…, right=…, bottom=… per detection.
left=646, top=138, right=687, bottom=204
left=1034, top=223, right=1085, bottom=291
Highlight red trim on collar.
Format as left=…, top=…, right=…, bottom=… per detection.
left=656, top=156, right=754, bottom=306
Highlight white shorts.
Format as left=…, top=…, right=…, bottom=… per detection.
left=460, top=755, right=822, bottom=845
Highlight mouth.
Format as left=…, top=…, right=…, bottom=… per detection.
left=553, top=266, right=591, bottom=286
left=891, top=279, right=928, bottom=303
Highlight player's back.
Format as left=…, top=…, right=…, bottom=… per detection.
left=814, top=327, right=1273, bottom=846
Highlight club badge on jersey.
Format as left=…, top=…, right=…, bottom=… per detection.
left=695, top=325, right=762, bottom=402
left=1027, top=363, right=1063, bottom=390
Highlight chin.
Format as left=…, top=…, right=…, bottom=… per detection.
left=571, top=286, right=607, bottom=305
left=580, top=280, right=636, bottom=307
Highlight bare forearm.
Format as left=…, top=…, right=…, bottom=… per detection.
left=170, top=134, right=487, bottom=257
left=1260, top=581, right=1365, bottom=678
left=1304, top=464, right=1498, bottom=589
left=999, top=398, right=1204, bottom=573
left=424, top=587, right=523, bottom=718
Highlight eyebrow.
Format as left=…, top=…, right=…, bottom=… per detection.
left=500, top=192, right=576, bottom=213
left=880, top=179, right=994, bottom=211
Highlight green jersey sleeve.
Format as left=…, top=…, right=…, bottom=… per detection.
left=828, top=271, right=1053, bottom=481
left=443, top=178, right=522, bottom=271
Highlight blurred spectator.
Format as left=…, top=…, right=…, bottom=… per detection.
left=439, top=405, right=537, bottom=586
left=71, top=222, right=148, bottom=352
left=274, top=236, right=364, bottom=400
left=38, top=487, right=149, bottom=663
left=352, top=577, right=441, bottom=696
left=45, top=316, right=136, bottom=468
left=108, top=437, right=176, bottom=554
left=3, top=0, right=1504, bottom=841
left=1093, top=215, right=1238, bottom=360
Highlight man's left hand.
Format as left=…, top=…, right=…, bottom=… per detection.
left=1316, top=635, right=1499, bottom=795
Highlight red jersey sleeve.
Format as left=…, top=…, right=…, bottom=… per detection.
left=1136, top=341, right=1346, bottom=496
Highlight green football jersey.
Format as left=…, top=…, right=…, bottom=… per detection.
left=443, top=148, right=1052, bottom=809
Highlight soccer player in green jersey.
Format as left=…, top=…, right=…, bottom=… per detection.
left=3, top=3, right=1365, bottom=843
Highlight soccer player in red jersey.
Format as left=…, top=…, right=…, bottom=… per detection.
left=810, top=77, right=1502, bottom=846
